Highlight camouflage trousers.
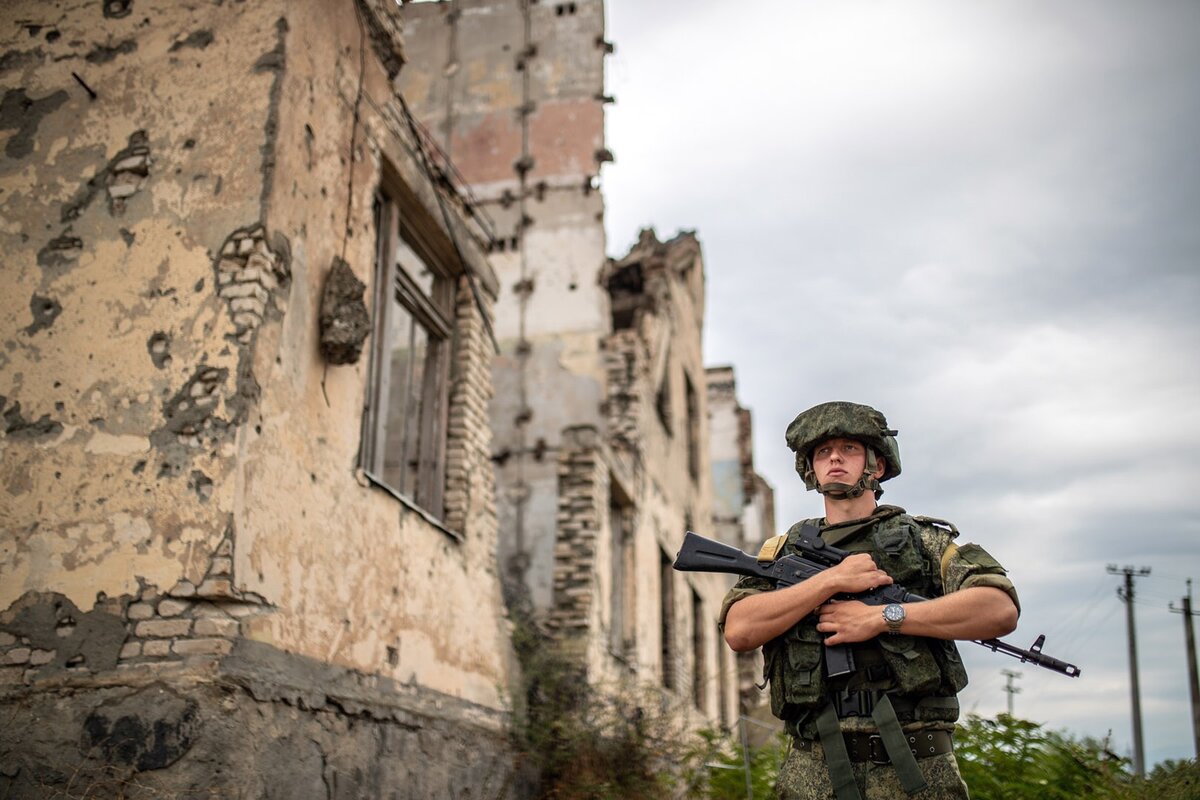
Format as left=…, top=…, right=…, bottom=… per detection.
left=775, top=741, right=969, bottom=800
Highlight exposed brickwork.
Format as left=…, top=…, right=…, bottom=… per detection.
left=105, top=130, right=152, bottom=214
left=0, top=528, right=269, bottom=684
left=549, top=426, right=609, bottom=648
left=603, top=329, right=647, bottom=454
left=215, top=225, right=289, bottom=344
left=443, top=276, right=497, bottom=538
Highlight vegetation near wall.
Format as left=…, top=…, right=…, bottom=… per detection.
left=508, top=646, right=1199, bottom=800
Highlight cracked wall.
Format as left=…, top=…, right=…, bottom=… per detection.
left=1, top=0, right=285, bottom=621
left=1, top=0, right=514, bottom=794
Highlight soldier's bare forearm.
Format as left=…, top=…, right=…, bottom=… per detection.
left=724, top=556, right=892, bottom=651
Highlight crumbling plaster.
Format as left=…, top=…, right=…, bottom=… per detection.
left=231, top=0, right=510, bottom=706
left=1, top=0, right=285, bottom=614
left=1, top=0, right=510, bottom=712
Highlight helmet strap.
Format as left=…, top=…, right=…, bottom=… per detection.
left=812, top=446, right=884, bottom=499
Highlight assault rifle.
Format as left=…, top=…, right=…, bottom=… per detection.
left=675, top=526, right=1081, bottom=679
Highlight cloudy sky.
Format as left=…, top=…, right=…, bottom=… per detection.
left=603, top=0, right=1200, bottom=769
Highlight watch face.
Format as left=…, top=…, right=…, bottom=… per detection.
left=884, top=604, right=905, bottom=623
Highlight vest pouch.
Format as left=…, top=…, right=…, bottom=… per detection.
left=877, top=635, right=942, bottom=695
left=909, top=695, right=962, bottom=724
left=872, top=523, right=931, bottom=587
left=931, top=639, right=969, bottom=695
left=764, top=624, right=825, bottom=719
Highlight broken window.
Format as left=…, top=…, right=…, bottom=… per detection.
left=361, top=187, right=454, bottom=518
left=685, top=372, right=699, bottom=481
left=609, top=486, right=637, bottom=660
left=692, top=588, right=707, bottom=713
left=660, top=548, right=676, bottom=691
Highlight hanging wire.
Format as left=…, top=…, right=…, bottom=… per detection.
left=395, top=92, right=500, bottom=354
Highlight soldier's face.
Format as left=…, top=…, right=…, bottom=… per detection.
left=811, top=438, right=867, bottom=485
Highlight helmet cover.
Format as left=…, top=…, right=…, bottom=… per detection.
left=785, top=401, right=901, bottom=496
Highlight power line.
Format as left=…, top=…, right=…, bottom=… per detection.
left=1108, top=564, right=1151, bottom=777
left=1167, top=579, right=1200, bottom=759
left=1001, top=668, right=1022, bottom=716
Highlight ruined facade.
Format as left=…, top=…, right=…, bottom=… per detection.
left=706, top=364, right=777, bottom=717
left=707, top=365, right=776, bottom=556
left=0, top=1, right=516, bottom=796
left=398, top=0, right=760, bottom=731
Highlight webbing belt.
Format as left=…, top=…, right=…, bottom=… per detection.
left=811, top=695, right=935, bottom=800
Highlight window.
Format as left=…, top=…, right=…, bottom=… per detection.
left=609, top=487, right=636, bottom=660
left=692, top=588, right=707, bottom=713
left=660, top=549, right=676, bottom=691
left=685, top=372, right=699, bottom=481
left=361, top=187, right=455, bottom=518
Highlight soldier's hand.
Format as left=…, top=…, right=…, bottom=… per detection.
left=815, top=600, right=884, bottom=645
left=825, top=553, right=892, bottom=596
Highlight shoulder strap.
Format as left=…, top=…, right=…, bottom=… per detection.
left=757, top=535, right=788, bottom=563
left=912, top=515, right=959, bottom=538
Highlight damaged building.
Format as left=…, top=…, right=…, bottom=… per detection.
left=397, top=0, right=775, bottom=729
left=0, top=0, right=778, bottom=795
left=0, top=0, right=517, bottom=796
left=706, top=364, right=777, bottom=718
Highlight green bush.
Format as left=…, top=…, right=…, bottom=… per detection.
left=955, top=713, right=1197, bottom=800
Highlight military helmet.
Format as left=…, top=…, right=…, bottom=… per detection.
left=785, top=401, right=901, bottom=497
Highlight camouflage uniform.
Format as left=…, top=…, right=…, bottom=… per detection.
left=720, top=505, right=1018, bottom=800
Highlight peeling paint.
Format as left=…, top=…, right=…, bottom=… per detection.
left=3, top=400, right=63, bottom=442
left=0, top=88, right=68, bottom=159
left=35, top=234, right=83, bottom=278
left=0, top=591, right=126, bottom=674
left=169, top=30, right=215, bottom=53
left=84, top=39, right=137, bottom=64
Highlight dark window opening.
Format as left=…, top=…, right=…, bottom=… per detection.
left=362, top=188, right=454, bottom=519
left=660, top=549, right=676, bottom=691
left=609, top=486, right=636, bottom=660
left=685, top=372, right=699, bottom=481
left=692, top=588, right=707, bottom=713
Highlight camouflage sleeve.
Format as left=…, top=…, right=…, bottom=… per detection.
left=718, top=575, right=774, bottom=631
left=919, top=526, right=1021, bottom=615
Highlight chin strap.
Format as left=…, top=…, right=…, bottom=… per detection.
left=812, top=447, right=884, bottom=499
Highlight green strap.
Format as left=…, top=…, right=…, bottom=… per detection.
left=816, top=705, right=862, bottom=800
left=871, top=695, right=928, bottom=795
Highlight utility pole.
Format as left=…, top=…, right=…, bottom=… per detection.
left=1001, top=668, right=1022, bottom=717
left=1109, top=564, right=1151, bottom=776
left=1168, top=579, right=1200, bottom=759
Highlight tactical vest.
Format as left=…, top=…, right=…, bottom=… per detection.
left=762, top=509, right=969, bottom=729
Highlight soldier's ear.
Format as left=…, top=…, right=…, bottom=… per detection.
left=873, top=456, right=887, bottom=479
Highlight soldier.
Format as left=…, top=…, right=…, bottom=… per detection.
left=721, top=402, right=1019, bottom=800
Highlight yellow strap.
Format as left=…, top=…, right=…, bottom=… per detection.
left=757, top=534, right=788, bottom=563
left=940, top=542, right=960, bottom=584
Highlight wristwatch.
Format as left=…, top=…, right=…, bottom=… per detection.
left=882, top=603, right=906, bottom=635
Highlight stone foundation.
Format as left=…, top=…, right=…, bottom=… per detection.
left=0, top=640, right=519, bottom=799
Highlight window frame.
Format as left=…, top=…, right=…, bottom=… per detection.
left=360, top=183, right=457, bottom=526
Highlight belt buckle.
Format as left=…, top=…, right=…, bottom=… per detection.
left=867, top=735, right=890, bottom=765
left=834, top=688, right=879, bottom=718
